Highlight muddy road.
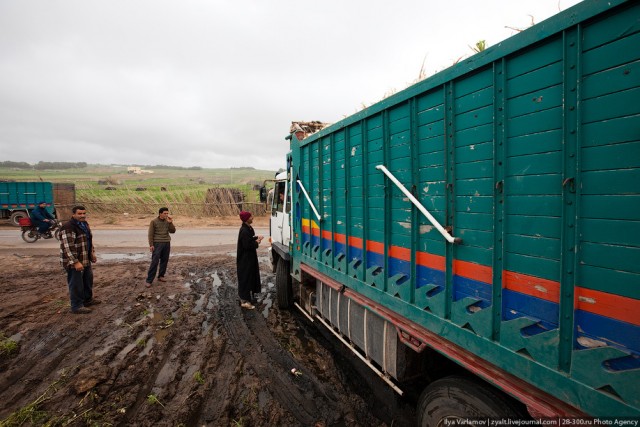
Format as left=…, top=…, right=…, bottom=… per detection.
left=0, top=230, right=414, bottom=426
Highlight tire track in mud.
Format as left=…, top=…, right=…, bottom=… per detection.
left=109, top=261, right=379, bottom=425
left=117, top=262, right=237, bottom=425
left=118, top=265, right=222, bottom=425
left=0, top=254, right=386, bottom=425
left=189, top=330, right=233, bottom=424
left=185, top=265, right=298, bottom=426
left=182, top=265, right=249, bottom=425
left=0, top=313, right=107, bottom=413
left=214, top=268, right=345, bottom=426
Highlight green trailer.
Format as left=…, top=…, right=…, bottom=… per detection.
left=0, top=182, right=55, bottom=226
left=268, top=0, right=640, bottom=422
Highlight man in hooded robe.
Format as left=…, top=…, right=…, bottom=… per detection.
left=237, top=211, right=263, bottom=309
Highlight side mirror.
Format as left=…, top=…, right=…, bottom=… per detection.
left=259, top=186, right=267, bottom=203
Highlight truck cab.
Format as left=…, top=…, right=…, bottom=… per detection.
left=264, top=168, right=294, bottom=309
left=269, top=171, right=290, bottom=257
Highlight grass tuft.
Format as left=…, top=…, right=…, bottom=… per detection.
left=147, top=394, right=165, bottom=408
left=193, top=371, right=204, bottom=385
left=0, top=332, right=18, bottom=358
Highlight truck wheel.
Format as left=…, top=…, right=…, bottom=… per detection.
left=9, top=211, right=28, bottom=227
left=417, top=376, right=525, bottom=426
left=275, top=258, right=293, bottom=309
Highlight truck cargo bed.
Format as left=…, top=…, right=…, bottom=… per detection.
left=289, top=0, right=640, bottom=417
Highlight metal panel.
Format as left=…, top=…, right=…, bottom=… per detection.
left=338, top=293, right=350, bottom=335
left=348, top=295, right=365, bottom=350
left=365, top=307, right=386, bottom=364
left=290, top=0, right=640, bottom=417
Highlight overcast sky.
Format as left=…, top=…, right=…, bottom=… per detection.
left=0, top=0, right=582, bottom=171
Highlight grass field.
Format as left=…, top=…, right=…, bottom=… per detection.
left=0, top=165, right=278, bottom=217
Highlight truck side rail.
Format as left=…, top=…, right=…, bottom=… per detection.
left=301, top=262, right=585, bottom=418
left=376, top=165, right=461, bottom=244
left=296, top=180, right=321, bottom=222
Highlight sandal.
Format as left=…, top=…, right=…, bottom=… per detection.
left=240, top=302, right=255, bottom=310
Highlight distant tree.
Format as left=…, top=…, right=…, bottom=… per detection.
left=145, top=164, right=204, bottom=170
left=0, top=161, right=32, bottom=169
left=34, top=161, right=87, bottom=170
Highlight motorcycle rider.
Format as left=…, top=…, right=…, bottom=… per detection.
left=31, top=201, right=56, bottom=238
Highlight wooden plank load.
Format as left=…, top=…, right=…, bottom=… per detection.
left=53, top=183, right=76, bottom=220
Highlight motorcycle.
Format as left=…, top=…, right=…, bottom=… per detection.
left=19, top=218, right=62, bottom=243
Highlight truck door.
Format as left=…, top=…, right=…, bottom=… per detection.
left=270, top=181, right=290, bottom=247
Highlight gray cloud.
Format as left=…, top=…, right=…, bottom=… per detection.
left=0, top=0, right=581, bottom=170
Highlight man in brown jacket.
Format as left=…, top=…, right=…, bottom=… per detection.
left=145, top=207, right=176, bottom=287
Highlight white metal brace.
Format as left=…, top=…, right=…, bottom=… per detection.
left=296, top=180, right=322, bottom=221
left=376, top=165, right=461, bottom=244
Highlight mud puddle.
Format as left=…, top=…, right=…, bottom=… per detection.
left=99, top=252, right=201, bottom=261
left=0, top=252, right=412, bottom=426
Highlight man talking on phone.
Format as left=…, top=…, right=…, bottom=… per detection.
left=145, top=207, right=176, bottom=288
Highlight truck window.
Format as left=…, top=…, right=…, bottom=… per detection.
left=274, top=182, right=289, bottom=214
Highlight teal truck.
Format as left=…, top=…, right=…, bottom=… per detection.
left=0, top=182, right=55, bottom=226
left=267, top=0, right=640, bottom=422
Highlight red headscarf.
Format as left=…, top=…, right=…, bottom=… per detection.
left=239, top=211, right=251, bottom=223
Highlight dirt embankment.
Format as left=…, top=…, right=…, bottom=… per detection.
left=0, top=226, right=414, bottom=426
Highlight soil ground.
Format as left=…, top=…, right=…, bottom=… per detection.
left=0, top=217, right=415, bottom=426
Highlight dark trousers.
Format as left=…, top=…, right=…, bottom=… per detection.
left=67, top=265, right=93, bottom=311
left=238, top=282, right=252, bottom=302
left=146, top=242, right=170, bottom=283
left=35, top=220, right=51, bottom=234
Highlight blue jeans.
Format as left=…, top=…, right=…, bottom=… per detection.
left=146, top=242, right=170, bottom=283
left=67, top=265, right=93, bottom=311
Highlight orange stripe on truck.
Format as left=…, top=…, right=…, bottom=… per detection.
left=503, top=271, right=559, bottom=303
left=454, top=260, right=493, bottom=284
left=575, top=287, right=640, bottom=327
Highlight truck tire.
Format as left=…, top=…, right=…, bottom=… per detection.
left=275, top=258, right=293, bottom=309
left=417, top=376, right=525, bottom=426
left=9, top=211, right=28, bottom=227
